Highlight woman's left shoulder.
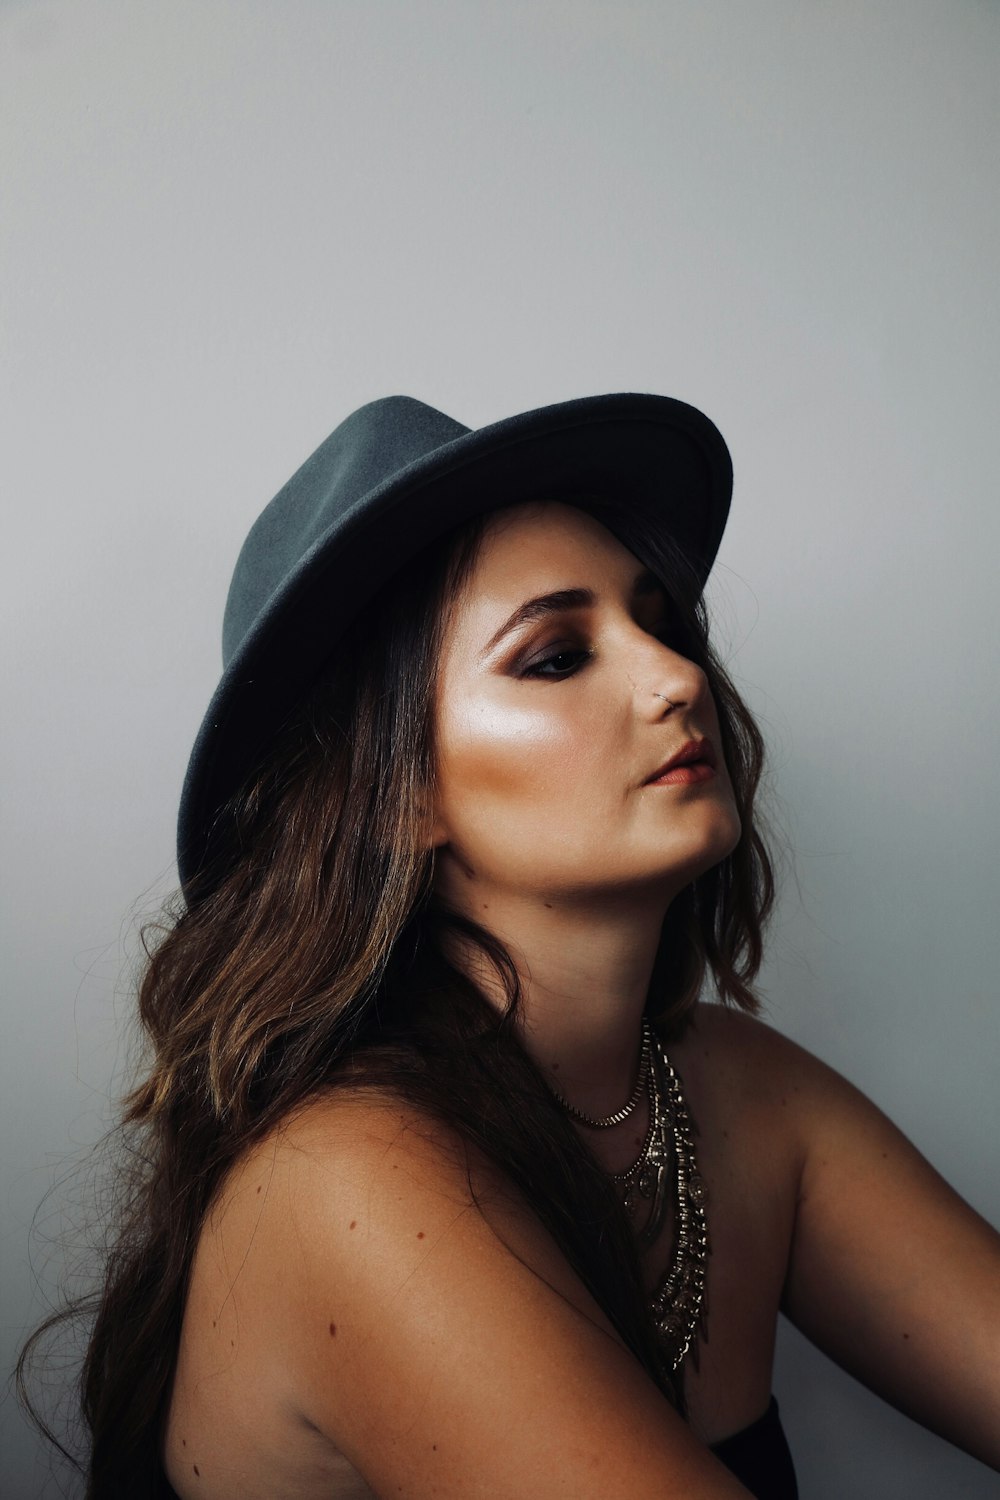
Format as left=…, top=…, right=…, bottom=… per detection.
left=665, top=1000, right=857, bottom=1177
left=670, top=999, right=830, bottom=1105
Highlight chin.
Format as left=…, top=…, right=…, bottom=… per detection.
left=665, top=807, right=743, bottom=885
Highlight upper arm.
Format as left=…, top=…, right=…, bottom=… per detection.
left=236, top=1093, right=752, bottom=1500
left=777, top=1035, right=1000, bottom=1469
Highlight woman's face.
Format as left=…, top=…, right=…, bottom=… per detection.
left=430, top=501, right=742, bottom=907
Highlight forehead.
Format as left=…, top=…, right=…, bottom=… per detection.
left=451, top=500, right=640, bottom=621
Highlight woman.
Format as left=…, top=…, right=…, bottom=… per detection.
left=21, top=394, right=1000, bottom=1498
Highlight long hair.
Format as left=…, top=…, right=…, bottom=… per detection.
left=18, top=497, right=775, bottom=1496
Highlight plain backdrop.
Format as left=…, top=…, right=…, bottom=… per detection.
left=2, top=2, right=998, bottom=1496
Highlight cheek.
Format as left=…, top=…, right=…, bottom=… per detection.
left=436, top=693, right=596, bottom=812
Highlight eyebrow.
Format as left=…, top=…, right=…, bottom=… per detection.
left=480, top=569, right=666, bottom=660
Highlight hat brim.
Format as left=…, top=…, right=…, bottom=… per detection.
left=177, top=392, right=733, bottom=895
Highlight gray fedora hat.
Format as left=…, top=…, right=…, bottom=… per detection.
left=177, top=391, right=733, bottom=898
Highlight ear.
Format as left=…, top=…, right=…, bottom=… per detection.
left=416, top=780, right=449, bottom=852
left=426, top=807, right=450, bottom=851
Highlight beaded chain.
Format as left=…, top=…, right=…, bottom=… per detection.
left=551, top=1022, right=710, bottom=1373
left=634, top=1033, right=710, bottom=1371
left=550, top=1020, right=652, bottom=1127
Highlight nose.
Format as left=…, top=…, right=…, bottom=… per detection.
left=641, top=643, right=708, bottom=721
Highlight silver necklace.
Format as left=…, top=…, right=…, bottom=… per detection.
left=628, top=1031, right=710, bottom=1370
left=549, top=1021, right=710, bottom=1372
left=549, top=1019, right=652, bottom=1127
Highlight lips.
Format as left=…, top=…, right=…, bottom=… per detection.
left=645, top=737, right=717, bottom=783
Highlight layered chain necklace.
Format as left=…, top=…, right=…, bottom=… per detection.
left=548, top=1018, right=710, bottom=1372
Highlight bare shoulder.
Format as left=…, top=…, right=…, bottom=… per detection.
left=670, top=1001, right=871, bottom=1184
left=220, top=1083, right=512, bottom=1211
left=211, top=1086, right=573, bottom=1320
left=679, top=1000, right=855, bottom=1113
left=236, top=1086, right=486, bottom=1211
left=226, top=1085, right=585, bottom=1272
left=194, top=1086, right=754, bottom=1499
left=681, top=997, right=812, bottom=1069
left=209, top=1083, right=631, bottom=1363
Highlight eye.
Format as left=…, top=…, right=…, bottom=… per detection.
left=521, top=646, right=594, bottom=680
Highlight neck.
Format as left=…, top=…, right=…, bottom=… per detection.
left=437, top=881, right=674, bottom=1119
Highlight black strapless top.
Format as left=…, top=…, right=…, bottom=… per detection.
left=709, top=1395, right=798, bottom=1499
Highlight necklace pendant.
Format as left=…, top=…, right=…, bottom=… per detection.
left=638, top=1163, right=659, bottom=1198
left=687, top=1172, right=708, bottom=1207
left=659, top=1312, right=682, bottom=1341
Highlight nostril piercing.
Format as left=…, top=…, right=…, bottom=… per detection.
left=653, top=692, right=678, bottom=709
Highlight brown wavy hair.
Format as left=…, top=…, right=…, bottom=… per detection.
left=18, top=497, right=775, bottom=1497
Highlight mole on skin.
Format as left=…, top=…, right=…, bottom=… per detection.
left=329, top=1323, right=337, bottom=1337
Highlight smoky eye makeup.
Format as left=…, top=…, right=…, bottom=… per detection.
left=492, top=608, right=591, bottom=676
left=518, top=641, right=592, bottom=679
left=513, top=606, right=681, bottom=680
left=490, top=573, right=686, bottom=676
left=498, top=611, right=586, bottom=672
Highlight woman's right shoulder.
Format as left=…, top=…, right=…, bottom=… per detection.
left=209, top=1085, right=469, bottom=1242
left=219, top=1081, right=598, bottom=1319
left=251, top=1083, right=463, bottom=1167
left=228, top=1082, right=499, bottom=1209
left=209, top=1083, right=629, bottom=1415
left=203, top=1085, right=753, bottom=1499
left=211, top=1082, right=568, bottom=1324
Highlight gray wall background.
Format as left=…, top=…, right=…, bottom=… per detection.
left=2, top=2, right=997, bottom=1495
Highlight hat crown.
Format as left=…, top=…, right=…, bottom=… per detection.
left=222, top=396, right=469, bottom=666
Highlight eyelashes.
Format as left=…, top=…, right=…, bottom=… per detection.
left=521, top=647, right=594, bottom=680
left=521, top=621, right=679, bottom=680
